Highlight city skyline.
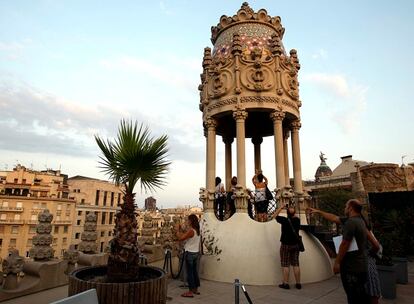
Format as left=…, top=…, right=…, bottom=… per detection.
left=0, top=1, right=413, bottom=207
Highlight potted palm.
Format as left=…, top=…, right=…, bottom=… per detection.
left=69, top=120, right=170, bottom=303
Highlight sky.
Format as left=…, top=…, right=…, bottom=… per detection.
left=0, top=0, right=413, bottom=208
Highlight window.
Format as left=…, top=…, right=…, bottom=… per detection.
left=27, top=239, right=32, bottom=246
left=16, top=202, right=23, bottom=209
left=66, top=204, right=71, bottom=209
left=22, top=179, right=26, bottom=184
left=9, top=239, right=16, bottom=247
left=77, top=220, right=81, bottom=225
left=75, top=233, right=80, bottom=239
left=101, top=212, right=106, bottom=225
left=103, top=191, right=107, bottom=206
left=78, top=211, right=82, bottom=216
left=81, top=198, right=85, bottom=204
left=0, top=239, right=2, bottom=247
left=110, top=192, right=114, bottom=206
left=11, top=226, right=18, bottom=234
left=95, top=190, right=100, bottom=205
left=109, top=212, right=114, bottom=224
left=29, top=226, right=36, bottom=234
left=14, top=178, right=18, bottom=183
left=73, top=189, right=77, bottom=193
left=14, top=214, right=20, bottom=220
left=108, top=231, right=112, bottom=236
left=63, top=226, right=68, bottom=233
left=0, top=214, right=6, bottom=220
left=0, top=225, right=4, bottom=233
left=57, top=204, right=62, bottom=210
left=33, top=202, right=39, bottom=209
left=62, top=237, right=67, bottom=244
left=101, top=231, right=105, bottom=237
left=31, top=214, right=37, bottom=221
left=41, top=203, right=47, bottom=209
left=117, top=193, right=121, bottom=205
left=1, top=201, right=8, bottom=208
left=54, top=226, right=59, bottom=234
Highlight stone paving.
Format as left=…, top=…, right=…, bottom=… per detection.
left=2, top=262, right=413, bottom=304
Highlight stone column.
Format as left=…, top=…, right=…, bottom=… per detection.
left=252, top=136, right=263, bottom=173
left=270, top=110, right=286, bottom=188
left=205, top=117, right=217, bottom=192
left=223, top=136, right=234, bottom=190
left=291, top=119, right=303, bottom=194
left=233, top=109, right=248, bottom=187
left=283, top=129, right=290, bottom=186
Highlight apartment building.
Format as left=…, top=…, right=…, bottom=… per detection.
left=67, top=176, right=122, bottom=253
left=0, top=165, right=76, bottom=259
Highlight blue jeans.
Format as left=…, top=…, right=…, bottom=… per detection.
left=185, top=252, right=200, bottom=290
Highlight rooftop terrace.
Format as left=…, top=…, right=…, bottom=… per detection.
left=2, top=261, right=413, bottom=304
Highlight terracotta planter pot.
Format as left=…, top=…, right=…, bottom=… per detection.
left=69, top=265, right=167, bottom=304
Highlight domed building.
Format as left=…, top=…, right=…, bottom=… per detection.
left=314, top=152, right=332, bottom=181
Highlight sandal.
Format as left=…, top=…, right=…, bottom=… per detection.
left=181, top=291, right=194, bottom=298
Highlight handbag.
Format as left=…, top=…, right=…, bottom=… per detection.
left=287, top=217, right=305, bottom=252
left=265, top=186, right=273, bottom=201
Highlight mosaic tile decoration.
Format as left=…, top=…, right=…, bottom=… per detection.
left=213, top=23, right=286, bottom=57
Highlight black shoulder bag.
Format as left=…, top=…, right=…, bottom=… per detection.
left=287, top=217, right=305, bottom=252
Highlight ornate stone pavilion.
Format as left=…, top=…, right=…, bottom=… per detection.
left=198, top=3, right=332, bottom=285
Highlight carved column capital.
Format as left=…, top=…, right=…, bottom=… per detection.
left=291, top=119, right=301, bottom=131
left=283, top=129, right=290, bottom=140
left=251, top=136, right=263, bottom=145
left=205, top=117, right=217, bottom=130
left=233, top=109, right=248, bottom=121
left=270, top=110, right=285, bottom=122
left=222, top=136, right=234, bottom=145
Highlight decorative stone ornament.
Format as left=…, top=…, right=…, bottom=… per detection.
left=29, top=209, right=54, bottom=261
left=63, top=244, right=80, bottom=274
left=2, top=249, right=24, bottom=290
left=78, top=212, right=98, bottom=254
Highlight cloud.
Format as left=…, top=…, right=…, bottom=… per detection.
left=159, top=1, right=173, bottom=15
left=100, top=55, right=200, bottom=94
left=302, top=73, right=368, bottom=133
left=311, top=48, right=328, bottom=60
left=0, top=39, right=33, bottom=60
left=0, top=75, right=204, bottom=162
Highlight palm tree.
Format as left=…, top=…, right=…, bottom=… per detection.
left=95, top=120, right=170, bottom=282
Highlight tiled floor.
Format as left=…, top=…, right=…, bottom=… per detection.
left=2, top=263, right=413, bottom=304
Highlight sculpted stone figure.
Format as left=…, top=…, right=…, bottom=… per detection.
left=29, top=209, right=54, bottom=261
left=78, top=212, right=98, bottom=254
left=2, top=249, right=25, bottom=290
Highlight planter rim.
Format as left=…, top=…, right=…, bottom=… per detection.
left=70, top=265, right=166, bottom=285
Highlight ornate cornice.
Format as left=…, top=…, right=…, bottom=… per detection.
left=270, top=110, right=285, bottom=122
left=233, top=109, right=248, bottom=121
left=211, top=2, right=285, bottom=44
left=207, top=97, right=237, bottom=112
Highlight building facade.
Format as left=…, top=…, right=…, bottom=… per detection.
left=0, top=165, right=76, bottom=259
left=67, top=176, right=122, bottom=253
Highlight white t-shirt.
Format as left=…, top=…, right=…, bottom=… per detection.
left=184, top=228, right=200, bottom=253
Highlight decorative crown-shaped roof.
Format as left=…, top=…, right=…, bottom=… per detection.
left=211, top=2, right=285, bottom=44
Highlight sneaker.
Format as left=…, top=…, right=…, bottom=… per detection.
left=295, top=283, right=302, bottom=289
left=278, top=283, right=290, bottom=289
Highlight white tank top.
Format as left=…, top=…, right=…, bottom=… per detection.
left=184, top=228, right=200, bottom=253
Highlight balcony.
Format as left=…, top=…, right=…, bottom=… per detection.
left=0, top=219, right=24, bottom=224
left=53, top=220, right=72, bottom=225
left=0, top=206, right=24, bottom=212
